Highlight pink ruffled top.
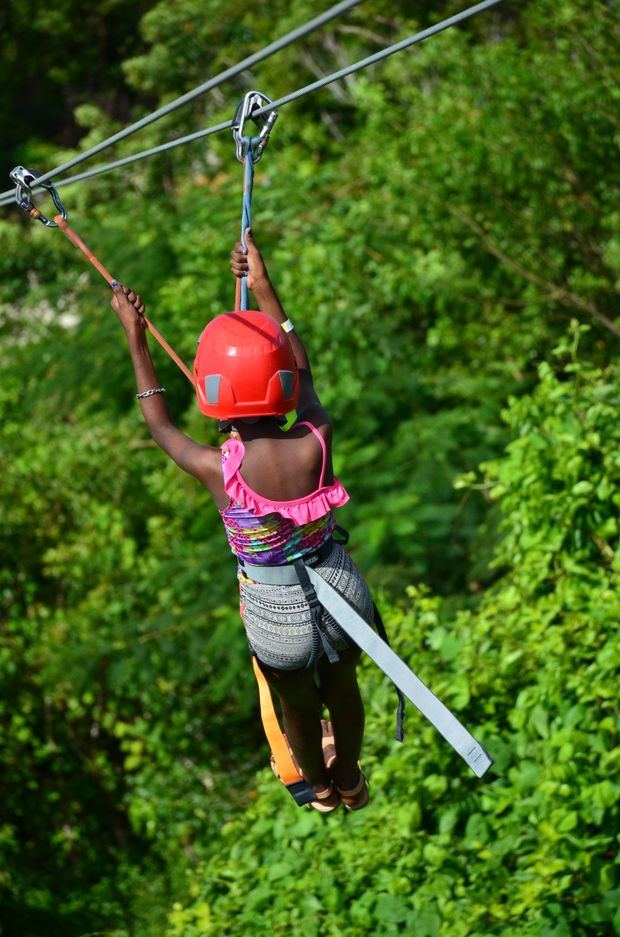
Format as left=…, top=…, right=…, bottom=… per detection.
left=220, top=421, right=349, bottom=565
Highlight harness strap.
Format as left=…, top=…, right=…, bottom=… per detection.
left=238, top=149, right=254, bottom=312
left=373, top=602, right=406, bottom=742
left=293, top=559, right=340, bottom=666
left=251, top=657, right=315, bottom=806
left=54, top=215, right=195, bottom=386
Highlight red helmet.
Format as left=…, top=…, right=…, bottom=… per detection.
left=194, top=310, right=298, bottom=419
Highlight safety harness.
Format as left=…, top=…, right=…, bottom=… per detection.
left=242, top=538, right=491, bottom=805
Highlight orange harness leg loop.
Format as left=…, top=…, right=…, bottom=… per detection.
left=251, top=657, right=315, bottom=806
left=54, top=214, right=195, bottom=386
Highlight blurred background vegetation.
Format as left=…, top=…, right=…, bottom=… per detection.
left=0, top=1, right=618, bottom=934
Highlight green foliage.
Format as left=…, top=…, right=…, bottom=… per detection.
left=0, top=1, right=619, bottom=934
left=0, top=0, right=152, bottom=176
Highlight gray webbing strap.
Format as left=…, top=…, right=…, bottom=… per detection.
left=304, top=567, right=492, bottom=778
left=293, top=559, right=340, bottom=666
left=239, top=562, right=300, bottom=585
left=239, top=557, right=492, bottom=777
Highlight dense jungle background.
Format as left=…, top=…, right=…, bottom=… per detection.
left=0, top=1, right=618, bottom=934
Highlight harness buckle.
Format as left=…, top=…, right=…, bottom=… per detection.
left=9, top=166, right=67, bottom=227
left=285, top=779, right=317, bottom=807
left=231, top=91, right=278, bottom=164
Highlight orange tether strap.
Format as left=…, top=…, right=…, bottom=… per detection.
left=54, top=214, right=195, bottom=386
left=251, top=657, right=315, bottom=805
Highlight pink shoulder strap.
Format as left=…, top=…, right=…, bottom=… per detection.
left=296, top=421, right=328, bottom=488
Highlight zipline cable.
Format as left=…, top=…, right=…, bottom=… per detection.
left=0, top=0, right=364, bottom=201
left=0, top=118, right=233, bottom=205
left=1, top=0, right=504, bottom=208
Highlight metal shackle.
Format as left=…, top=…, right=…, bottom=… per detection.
left=9, top=166, right=67, bottom=227
left=231, top=91, right=278, bottom=164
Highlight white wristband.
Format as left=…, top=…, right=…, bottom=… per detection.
left=281, top=319, right=295, bottom=334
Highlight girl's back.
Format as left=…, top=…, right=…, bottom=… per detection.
left=230, top=421, right=333, bottom=504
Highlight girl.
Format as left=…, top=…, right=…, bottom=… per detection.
left=111, top=229, right=372, bottom=811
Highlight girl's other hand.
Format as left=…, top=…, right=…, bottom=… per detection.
left=111, top=283, right=147, bottom=333
left=230, top=228, right=268, bottom=290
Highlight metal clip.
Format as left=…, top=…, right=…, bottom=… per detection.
left=9, top=166, right=67, bottom=227
left=231, top=91, right=278, bottom=164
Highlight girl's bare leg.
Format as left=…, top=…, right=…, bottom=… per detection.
left=316, top=646, right=365, bottom=789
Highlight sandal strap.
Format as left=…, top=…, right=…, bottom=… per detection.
left=334, top=772, right=366, bottom=798
left=314, top=783, right=337, bottom=800
left=309, top=783, right=341, bottom=813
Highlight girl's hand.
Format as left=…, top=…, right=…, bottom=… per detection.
left=230, top=228, right=268, bottom=290
left=111, top=284, right=147, bottom=333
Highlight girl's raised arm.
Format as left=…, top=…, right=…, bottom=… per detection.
left=229, top=231, right=330, bottom=430
left=110, top=284, right=221, bottom=489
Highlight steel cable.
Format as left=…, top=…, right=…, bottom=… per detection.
left=0, top=0, right=504, bottom=208
left=0, top=0, right=364, bottom=200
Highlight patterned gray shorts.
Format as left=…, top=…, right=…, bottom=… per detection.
left=238, top=542, right=374, bottom=670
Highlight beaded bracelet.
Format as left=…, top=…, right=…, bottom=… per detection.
left=136, top=387, right=166, bottom=399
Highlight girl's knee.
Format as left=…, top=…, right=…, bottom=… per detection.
left=325, top=694, right=363, bottom=719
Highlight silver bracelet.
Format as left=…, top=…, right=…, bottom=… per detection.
left=281, top=318, right=295, bottom=334
left=136, top=386, right=166, bottom=399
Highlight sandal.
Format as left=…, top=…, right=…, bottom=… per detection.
left=310, top=722, right=340, bottom=812
left=333, top=767, right=369, bottom=811
left=309, top=783, right=341, bottom=813
left=322, top=723, right=369, bottom=810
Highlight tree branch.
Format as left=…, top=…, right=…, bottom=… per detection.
left=449, top=205, right=620, bottom=338
left=335, top=24, right=392, bottom=46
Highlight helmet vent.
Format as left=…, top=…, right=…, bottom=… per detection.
left=205, top=374, right=221, bottom=404
left=278, top=370, right=294, bottom=398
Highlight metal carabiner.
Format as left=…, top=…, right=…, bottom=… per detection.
left=9, top=166, right=67, bottom=227
left=231, top=91, right=278, bottom=164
